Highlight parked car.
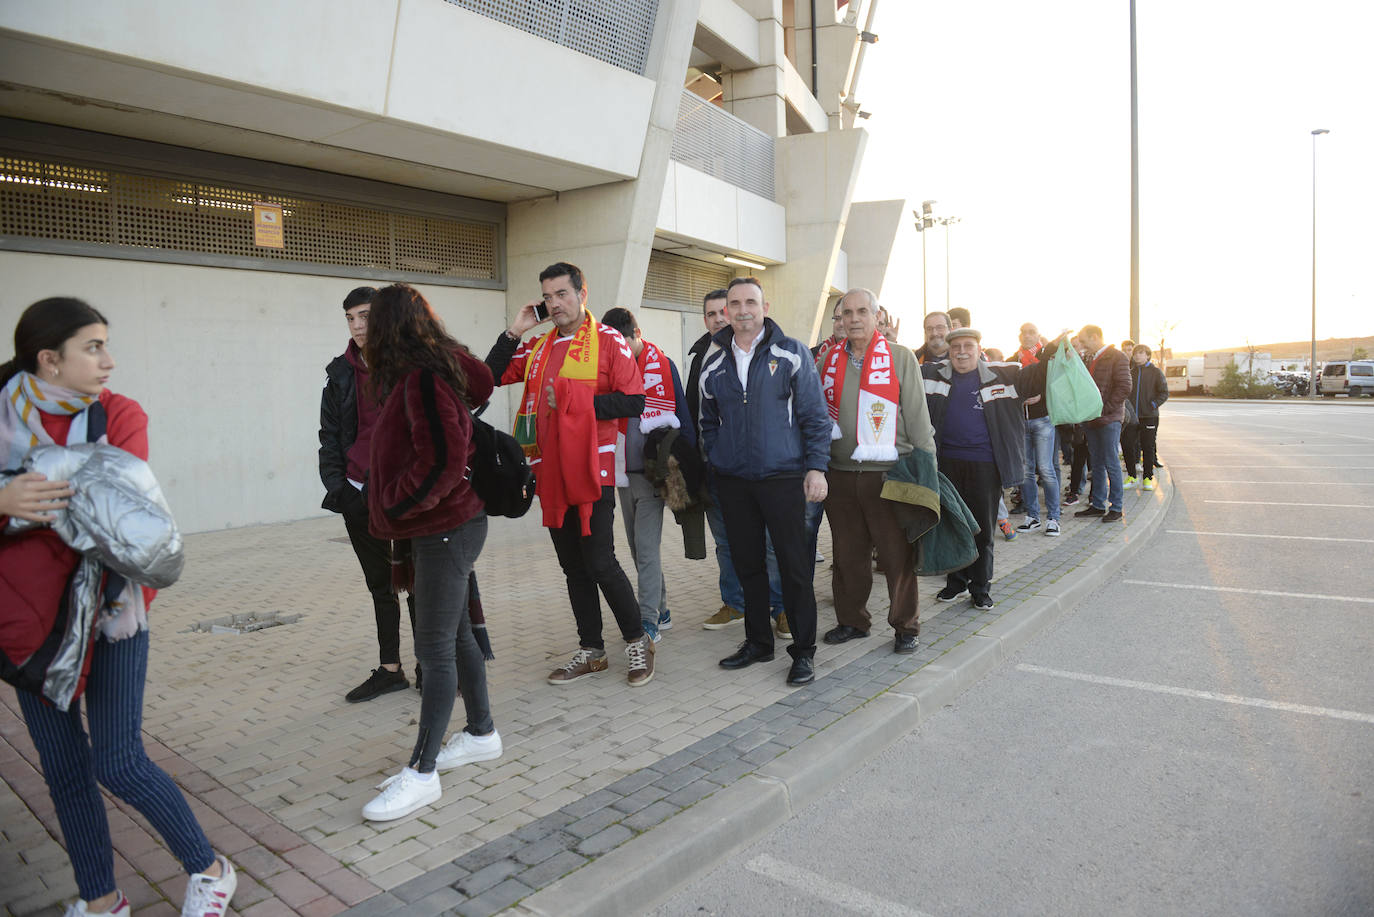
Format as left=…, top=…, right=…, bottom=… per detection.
left=1319, top=361, right=1374, bottom=397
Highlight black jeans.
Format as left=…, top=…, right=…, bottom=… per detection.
left=1120, top=422, right=1141, bottom=478
left=938, top=457, right=1001, bottom=595
left=409, top=515, right=491, bottom=773
left=716, top=474, right=817, bottom=659
left=547, top=486, right=643, bottom=649
left=341, top=485, right=415, bottom=665
left=1138, top=417, right=1160, bottom=479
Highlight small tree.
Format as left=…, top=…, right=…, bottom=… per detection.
left=1212, top=361, right=1278, bottom=399
left=1353, top=346, right=1369, bottom=360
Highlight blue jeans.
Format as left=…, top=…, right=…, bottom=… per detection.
left=1084, top=421, right=1124, bottom=512
left=1021, top=416, right=1061, bottom=521
left=706, top=473, right=783, bottom=614
left=17, top=631, right=215, bottom=901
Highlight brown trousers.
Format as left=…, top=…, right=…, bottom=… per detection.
left=824, top=469, right=920, bottom=636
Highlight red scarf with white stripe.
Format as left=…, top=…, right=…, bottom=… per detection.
left=635, top=339, right=679, bottom=434
left=820, top=331, right=901, bottom=462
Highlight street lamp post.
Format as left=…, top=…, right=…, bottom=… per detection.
left=1310, top=128, right=1329, bottom=399
left=938, top=216, right=961, bottom=311
left=914, top=200, right=936, bottom=315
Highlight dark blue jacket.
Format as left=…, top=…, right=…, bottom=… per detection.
left=699, top=318, right=830, bottom=480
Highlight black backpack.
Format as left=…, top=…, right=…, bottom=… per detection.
left=468, top=408, right=536, bottom=519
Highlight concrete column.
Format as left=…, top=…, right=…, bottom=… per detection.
left=764, top=127, right=867, bottom=344
left=502, top=1, right=702, bottom=340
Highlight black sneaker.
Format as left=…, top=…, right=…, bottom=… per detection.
left=1015, top=518, right=1042, bottom=533
left=1074, top=506, right=1106, bottom=518
left=971, top=594, right=995, bottom=610
left=1062, top=492, right=1080, bottom=506
left=936, top=585, right=968, bottom=603
left=1101, top=510, right=1124, bottom=523
left=345, top=667, right=409, bottom=703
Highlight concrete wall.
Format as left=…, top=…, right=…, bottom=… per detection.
left=657, top=161, right=787, bottom=263
left=0, top=252, right=508, bottom=534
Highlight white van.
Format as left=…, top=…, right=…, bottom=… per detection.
left=1319, top=361, right=1374, bottom=397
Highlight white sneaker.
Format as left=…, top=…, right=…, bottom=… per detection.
left=65, top=893, right=130, bottom=917
left=362, top=767, right=441, bottom=821
left=435, top=729, right=503, bottom=771
left=181, top=855, right=236, bottom=917
left=1015, top=518, right=1041, bottom=533
left=1044, top=520, right=1061, bottom=537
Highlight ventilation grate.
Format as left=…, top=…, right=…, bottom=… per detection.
left=448, top=0, right=659, bottom=75
left=0, top=155, right=499, bottom=282
left=643, top=251, right=733, bottom=308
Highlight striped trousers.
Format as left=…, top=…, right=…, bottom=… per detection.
left=16, top=629, right=214, bottom=901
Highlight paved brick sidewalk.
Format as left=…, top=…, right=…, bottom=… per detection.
left=1, top=479, right=1159, bottom=916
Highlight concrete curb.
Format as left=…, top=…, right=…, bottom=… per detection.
left=510, top=476, right=1176, bottom=917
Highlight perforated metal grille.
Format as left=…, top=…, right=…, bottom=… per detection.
left=670, top=90, right=775, bottom=200
left=643, top=250, right=733, bottom=307
left=0, top=155, right=499, bottom=282
left=447, top=0, right=658, bottom=74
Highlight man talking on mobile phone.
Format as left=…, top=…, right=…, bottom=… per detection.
left=484, top=263, right=656, bottom=687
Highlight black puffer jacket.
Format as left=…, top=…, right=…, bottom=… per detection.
left=1130, top=361, right=1169, bottom=420
left=318, top=350, right=357, bottom=513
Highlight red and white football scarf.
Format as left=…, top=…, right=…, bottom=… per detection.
left=636, top=339, right=679, bottom=434
left=820, top=331, right=901, bottom=462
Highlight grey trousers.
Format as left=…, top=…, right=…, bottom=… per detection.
left=408, top=514, right=491, bottom=773
left=618, top=472, right=667, bottom=631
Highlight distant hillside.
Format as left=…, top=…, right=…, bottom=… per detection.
left=1175, top=335, right=1374, bottom=361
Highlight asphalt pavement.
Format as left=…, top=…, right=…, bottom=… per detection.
left=650, top=400, right=1374, bottom=917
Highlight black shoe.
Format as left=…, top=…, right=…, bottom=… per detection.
left=894, top=633, right=919, bottom=654
left=936, top=585, right=968, bottom=603
left=971, top=594, right=995, bottom=610
left=823, top=625, right=870, bottom=645
left=345, top=667, right=409, bottom=703
left=719, top=642, right=774, bottom=669
left=1062, top=492, right=1080, bottom=506
left=786, top=656, right=815, bottom=686
left=1101, top=510, right=1124, bottom=523
left=1074, top=506, right=1106, bottom=518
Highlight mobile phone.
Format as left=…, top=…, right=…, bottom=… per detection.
left=533, top=302, right=550, bottom=321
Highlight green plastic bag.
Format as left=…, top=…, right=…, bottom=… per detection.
left=1047, top=336, right=1103, bottom=425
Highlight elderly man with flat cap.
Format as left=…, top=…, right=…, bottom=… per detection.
left=921, top=327, right=1025, bottom=609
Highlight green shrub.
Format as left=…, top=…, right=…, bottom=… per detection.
left=1212, top=362, right=1277, bottom=399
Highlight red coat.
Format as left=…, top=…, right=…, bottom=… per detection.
left=0, top=391, right=148, bottom=696
left=1087, top=346, right=1133, bottom=427
left=367, top=351, right=494, bottom=540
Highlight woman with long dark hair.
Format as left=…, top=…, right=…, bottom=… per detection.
left=0, top=298, right=236, bottom=917
left=359, top=283, right=503, bottom=821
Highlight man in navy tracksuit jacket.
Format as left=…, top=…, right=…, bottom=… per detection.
left=699, top=278, right=831, bottom=686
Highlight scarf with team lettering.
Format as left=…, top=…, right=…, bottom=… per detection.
left=635, top=339, right=679, bottom=434
left=513, top=309, right=600, bottom=459
left=820, top=331, right=900, bottom=462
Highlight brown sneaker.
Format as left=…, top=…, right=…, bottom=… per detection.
left=546, top=648, right=608, bottom=686
left=625, top=634, right=655, bottom=687
left=703, top=605, right=745, bottom=629
left=773, top=611, right=792, bottom=639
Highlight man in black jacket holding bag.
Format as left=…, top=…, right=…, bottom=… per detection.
left=319, top=286, right=416, bottom=703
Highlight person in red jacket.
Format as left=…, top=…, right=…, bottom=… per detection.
left=1, top=298, right=236, bottom=917
left=356, top=284, right=502, bottom=822
left=1074, top=324, right=1133, bottom=523
left=484, top=262, right=655, bottom=688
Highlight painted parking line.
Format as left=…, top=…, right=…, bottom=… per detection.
left=1204, top=500, right=1374, bottom=509
left=1172, top=480, right=1374, bottom=485
left=1017, top=664, right=1374, bottom=725
left=1121, top=579, right=1374, bottom=605
left=745, top=854, right=935, bottom=917
left=1166, top=529, right=1374, bottom=544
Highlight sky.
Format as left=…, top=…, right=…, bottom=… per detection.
left=850, top=0, right=1373, bottom=356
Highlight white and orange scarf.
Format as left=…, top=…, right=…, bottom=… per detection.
left=513, top=310, right=600, bottom=460
left=820, top=331, right=901, bottom=462
left=635, top=339, right=679, bottom=434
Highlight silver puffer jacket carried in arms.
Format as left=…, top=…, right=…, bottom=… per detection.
left=6, top=443, right=183, bottom=709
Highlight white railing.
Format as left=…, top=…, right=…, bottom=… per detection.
left=670, top=90, right=775, bottom=200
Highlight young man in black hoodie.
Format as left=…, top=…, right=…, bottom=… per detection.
left=319, top=286, right=415, bottom=702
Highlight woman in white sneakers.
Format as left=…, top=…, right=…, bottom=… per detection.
left=0, top=298, right=235, bottom=917
left=359, top=284, right=502, bottom=821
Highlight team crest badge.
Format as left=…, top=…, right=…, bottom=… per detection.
left=768, top=358, right=779, bottom=376
left=867, top=402, right=888, bottom=437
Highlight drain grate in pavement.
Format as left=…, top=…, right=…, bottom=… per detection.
left=188, top=612, right=302, bottom=634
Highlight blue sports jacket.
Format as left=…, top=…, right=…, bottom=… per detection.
left=698, top=318, right=831, bottom=480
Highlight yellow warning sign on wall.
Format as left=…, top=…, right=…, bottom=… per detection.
left=253, top=202, right=284, bottom=249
